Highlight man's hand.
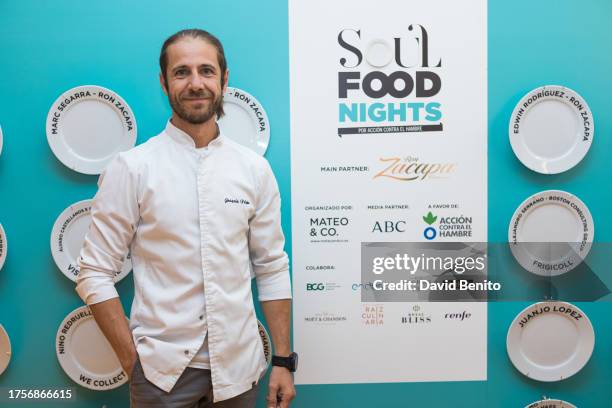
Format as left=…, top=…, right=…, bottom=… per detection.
left=267, top=366, right=296, bottom=408
left=89, top=299, right=138, bottom=381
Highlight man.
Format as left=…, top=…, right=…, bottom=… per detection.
left=76, top=29, right=297, bottom=408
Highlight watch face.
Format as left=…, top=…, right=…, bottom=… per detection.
left=292, top=352, right=298, bottom=372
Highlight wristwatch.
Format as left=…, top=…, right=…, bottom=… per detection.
left=272, top=352, right=298, bottom=372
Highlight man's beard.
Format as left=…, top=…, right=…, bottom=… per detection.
left=169, top=90, right=223, bottom=125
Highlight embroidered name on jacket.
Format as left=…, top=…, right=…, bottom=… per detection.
left=224, top=198, right=251, bottom=205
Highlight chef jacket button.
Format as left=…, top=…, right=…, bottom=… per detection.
left=184, top=350, right=189, bottom=355
left=199, top=315, right=204, bottom=320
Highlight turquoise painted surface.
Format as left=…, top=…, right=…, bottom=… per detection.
left=0, top=0, right=610, bottom=406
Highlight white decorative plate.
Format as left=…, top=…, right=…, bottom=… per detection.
left=508, top=190, right=593, bottom=276
left=56, top=306, right=128, bottom=390
left=0, top=223, right=6, bottom=271
left=257, top=319, right=271, bottom=378
left=509, top=85, right=593, bottom=174
left=46, top=85, right=137, bottom=174
left=0, top=324, right=11, bottom=375
left=507, top=301, right=594, bottom=382
left=218, top=87, right=270, bottom=155
left=51, top=200, right=132, bottom=282
left=525, top=399, right=577, bottom=408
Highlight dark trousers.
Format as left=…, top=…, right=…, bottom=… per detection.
left=130, top=359, right=258, bottom=408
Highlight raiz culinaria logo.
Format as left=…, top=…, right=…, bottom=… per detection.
left=337, top=25, right=443, bottom=137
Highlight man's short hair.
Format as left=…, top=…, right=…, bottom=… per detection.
left=159, top=29, right=227, bottom=117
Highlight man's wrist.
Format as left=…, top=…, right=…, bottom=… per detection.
left=272, top=352, right=298, bottom=372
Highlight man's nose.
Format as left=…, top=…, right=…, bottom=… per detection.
left=188, top=72, right=205, bottom=90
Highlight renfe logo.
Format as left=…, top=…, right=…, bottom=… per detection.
left=336, top=25, right=443, bottom=134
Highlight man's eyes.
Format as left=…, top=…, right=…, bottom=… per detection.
left=174, top=68, right=215, bottom=77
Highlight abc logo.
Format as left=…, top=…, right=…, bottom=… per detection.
left=306, top=283, right=325, bottom=291
left=372, top=220, right=406, bottom=233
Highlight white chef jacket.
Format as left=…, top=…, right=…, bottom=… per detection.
left=75, top=120, right=292, bottom=401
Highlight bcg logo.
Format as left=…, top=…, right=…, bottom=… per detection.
left=306, top=283, right=325, bottom=291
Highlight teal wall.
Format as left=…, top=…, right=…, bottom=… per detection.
left=0, top=1, right=610, bottom=407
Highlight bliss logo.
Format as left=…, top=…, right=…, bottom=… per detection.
left=401, top=305, right=432, bottom=324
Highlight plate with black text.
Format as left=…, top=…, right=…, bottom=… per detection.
left=508, top=190, right=593, bottom=276
left=56, top=306, right=128, bottom=390
left=525, top=399, right=576, bottom=408
left=46, top=85, right=137, bottom=174
left=218, top=87, right=270, bottom=155
left=51, top=200, right=132, bottom=282
left=0, top=223, right=7, bottom=271
left=509, top=85, right=593, bottom=174
left=507, top=301, right=594, bottom=382
left=258, top=319, right=271, bottom=378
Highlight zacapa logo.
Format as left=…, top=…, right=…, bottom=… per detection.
left=337, top=25, right=443, bottom=137
left=374, top=156, right=456, bottom=181
left=362, top=304, right=384, bottom=326
left=422, top=211, right=472, bottom=240
left=401, top=304, right=432, bottom=324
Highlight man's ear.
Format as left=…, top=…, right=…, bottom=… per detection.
left=159, top=72, right=168, bottom=95
left=222, top=69, right=229, bottom=93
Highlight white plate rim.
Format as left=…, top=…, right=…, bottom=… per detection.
left=508, top=190, right=594, bottom=276
left=46, top=84, right=137, bottom=175
left=0, top=323, right=11, bottom=375
left=56, top=305, right=128, bottom=390
left=0, top=223, right=7, bottom=272
left=257, top=319, right=271, bottom=378
left=50, top=199, right=132, bottom=282
left=507, top=301, right=595, bottom=382
left=525, top=399, right=577, bottom=408
left=509, top=84, right=594, bottom=174
left=220, top=87, right=270, bottom=156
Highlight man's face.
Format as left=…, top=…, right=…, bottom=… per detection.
left=160, top=37, right=228, bottom=124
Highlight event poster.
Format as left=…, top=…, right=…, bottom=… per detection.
left=289, top=0, right=487, bottom=384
